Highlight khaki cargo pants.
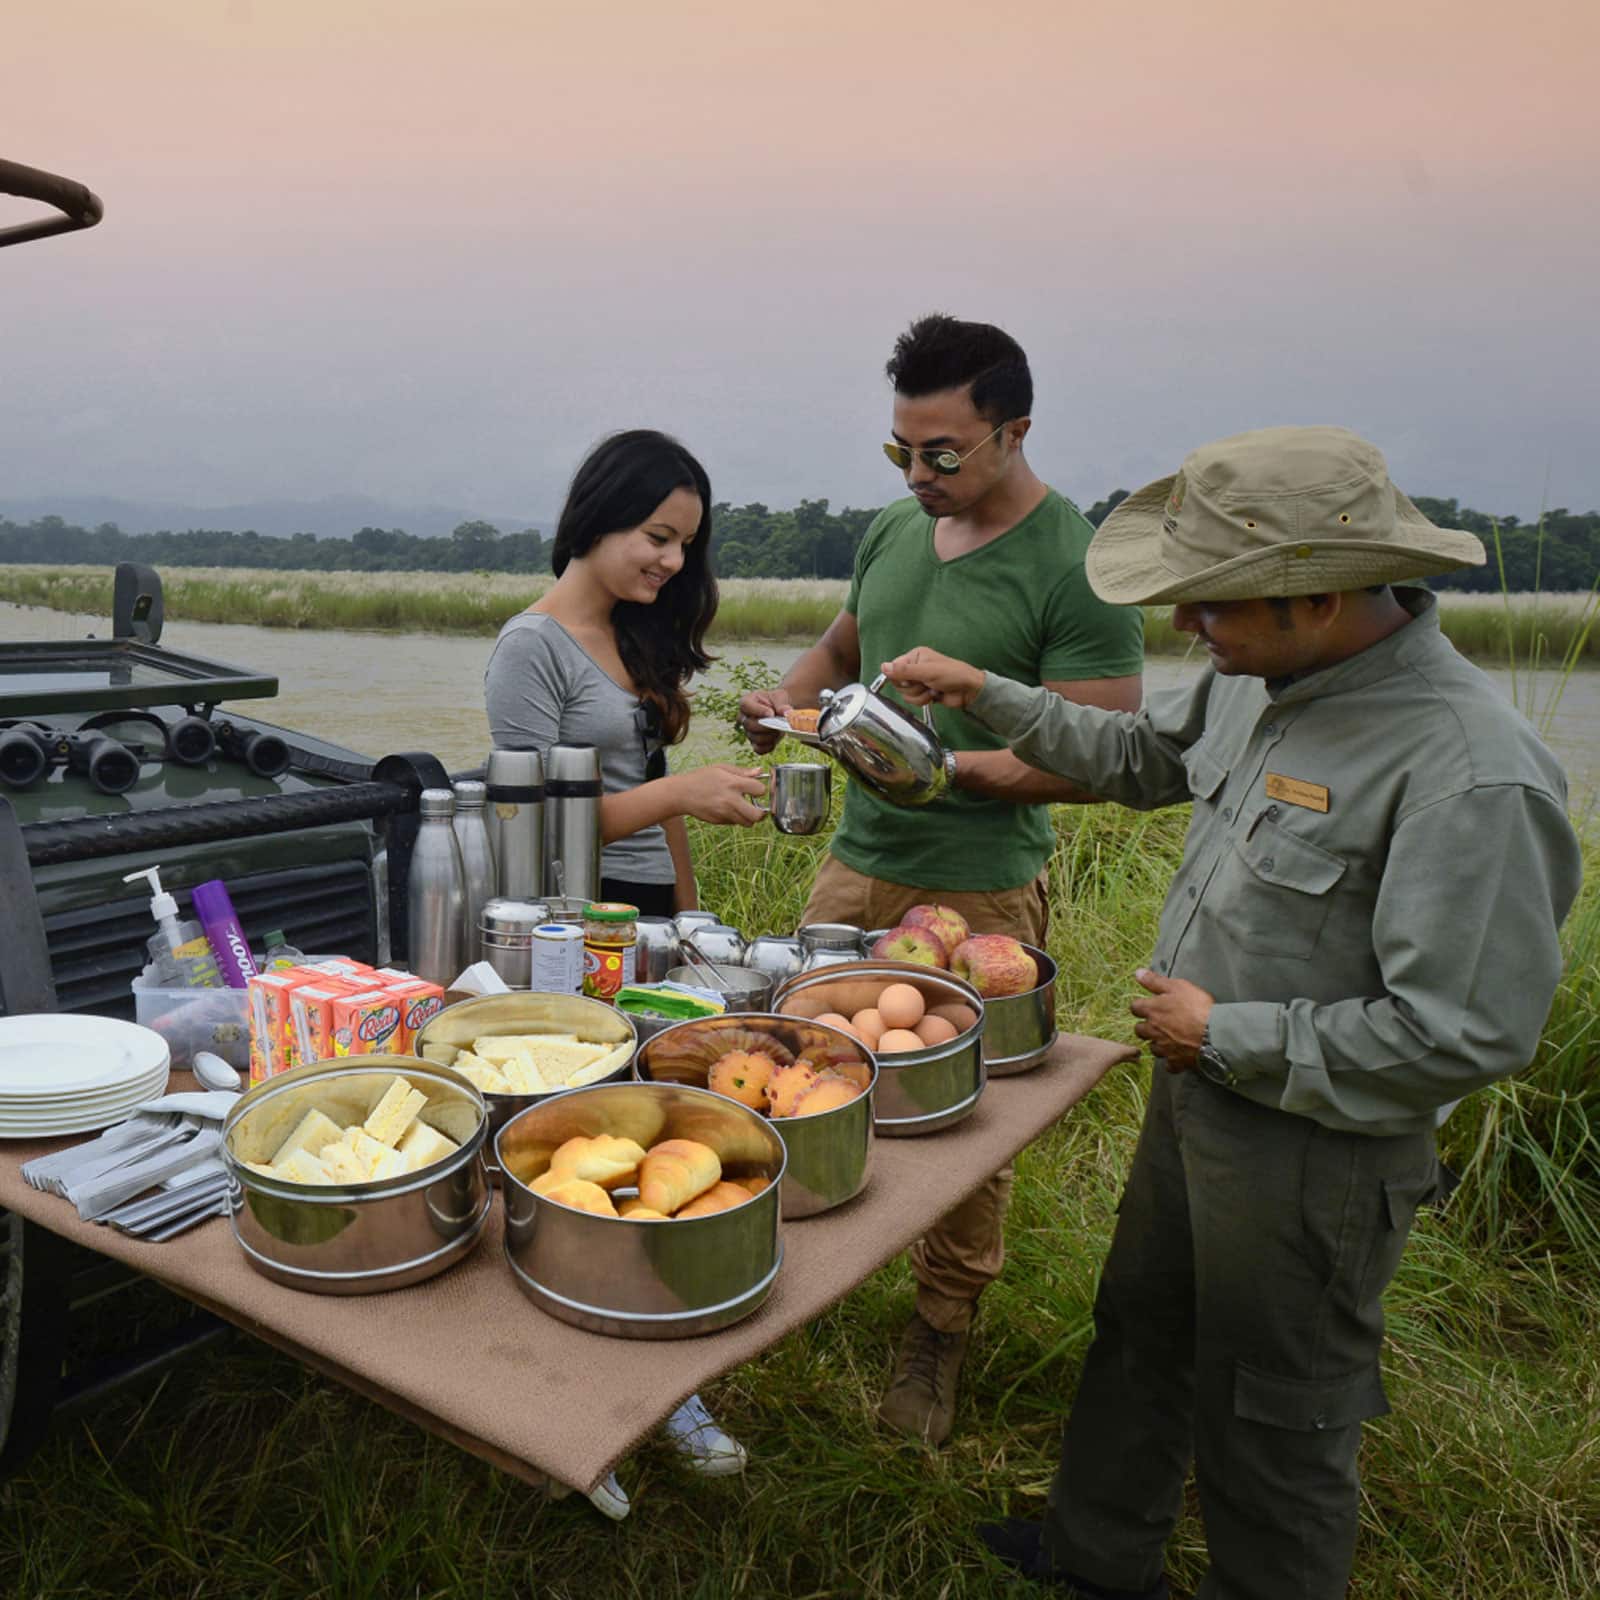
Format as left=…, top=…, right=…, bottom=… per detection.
left=1045, top=1062, right=1439, bottom=1599
left=801, top=854, right=1049, bottom=1334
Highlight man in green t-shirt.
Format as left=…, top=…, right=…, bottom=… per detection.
left=740, top=314, right=1144, bottom=1444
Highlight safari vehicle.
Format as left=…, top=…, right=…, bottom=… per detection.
left=0, top=158, right=449, bottom=1474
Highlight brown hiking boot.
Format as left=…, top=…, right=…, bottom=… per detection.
left=878, top=1312, right=968, bottom=1445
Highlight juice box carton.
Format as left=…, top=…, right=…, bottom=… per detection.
left=247, top=967, right=330, bottom=1083
left=289, top=975, right=370, bottom=1069
left=331, top=988, right=406, bottom=1056
left=382, top=978, right=446, bottom=1051
left=304, top=958, right=379, bottom=981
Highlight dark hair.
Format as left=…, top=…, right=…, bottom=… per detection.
left=550, top=430, right=717, bottom=743
left=885, top=314, right=1033, bottom=425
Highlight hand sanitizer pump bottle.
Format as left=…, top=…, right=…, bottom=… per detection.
left=123, top=866, right=224, bottom=989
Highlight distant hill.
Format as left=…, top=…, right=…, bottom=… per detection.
left=0, top=493, right=547, bottom=540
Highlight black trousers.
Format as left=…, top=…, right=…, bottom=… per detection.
left=600, top=877, right=675, bottom=918
left=1046, top=1066, right=1438, bottom=1600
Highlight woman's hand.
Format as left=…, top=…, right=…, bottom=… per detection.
left=672, top=764, right=770, bottom=826
left=880, top=648, right=985, bottom=710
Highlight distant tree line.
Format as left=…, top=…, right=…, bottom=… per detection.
left=1, top=495, right=1595, bottom=591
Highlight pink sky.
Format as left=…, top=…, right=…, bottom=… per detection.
left=4, top=0, right=1598, bottom=524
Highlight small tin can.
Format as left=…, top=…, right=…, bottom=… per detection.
left=582, top=902, right=638, bottom=1005
left=530, top=923, right=585, bottom=994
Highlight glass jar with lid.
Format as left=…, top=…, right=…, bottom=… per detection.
left=582, top=902, right=639, bottom=1003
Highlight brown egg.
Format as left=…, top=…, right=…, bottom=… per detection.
left=928, top=1002, right=979, bottom=1032
left=876, top=982, right=926, bottom=1032
left=914, top=1014, right=959, bottom=1046
left=850, top=1008, right=885, bottom=1046
left=814, top=1011, right=859, bottom=1039
left=876, top=1028, right=925, bottom=1054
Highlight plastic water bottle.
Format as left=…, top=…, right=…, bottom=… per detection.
left=407, top=789, right=466, bottom=987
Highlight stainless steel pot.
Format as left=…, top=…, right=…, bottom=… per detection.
left=816, top=674, right=951, bottom=807
left=979, top=943, right=1060, bottom=1075
left=412, top=992, right=636, bottom=1176
left=663, top=961, right=773, bottom=1012
left=774, top=961, right=987, bottom=1135
left=222, top=1056, right=490, bottom=1294
left=496, top=1082, right=785, bottom=1338
left=478, top=897, right=552, bottom=989
left=634, top=1012, right=876, bottom=1218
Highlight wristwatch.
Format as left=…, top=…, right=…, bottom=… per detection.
left=1194, top=1022, right=1238, bottom=1087
left=942, top=747, right=960, bottom=790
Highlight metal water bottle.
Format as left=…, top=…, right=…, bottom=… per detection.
left=484, top=747, right=544, bottom=900
left=407, top=788, right=465, bottom=987
left=451, top=779, right=496, bottom=964
left=544, top=744, right=603, bottom=903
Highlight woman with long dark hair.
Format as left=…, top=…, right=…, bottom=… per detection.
left=486, top=429, right=766, bottom=915
left=485, top=430, right=761, bottom=1516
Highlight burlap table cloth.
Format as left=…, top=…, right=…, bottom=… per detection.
left=0, top=1032, right=1136, bottom=1492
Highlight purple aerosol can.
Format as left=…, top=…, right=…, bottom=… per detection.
left=191, top=879, right=260, bottom=989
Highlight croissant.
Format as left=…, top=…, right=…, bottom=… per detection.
left=638, top=1138, right=720, bottom=1214
left=536, top=1177, right=619, bottom=1217
left=548, top=1134, right=647, bottom=1190
left=675, top=1180, right=755, bottom=1219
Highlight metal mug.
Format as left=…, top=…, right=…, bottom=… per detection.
left=743, top=935, right=804, bottom=984
left=816, top=673, right=950, bottom=807
left=765, top=761, right=832, bottom=835
left=686, top=923, right=748, bottom=968
left=673, top=909, right=722, bottom=942
left=633, top=915, right=681, bottom=983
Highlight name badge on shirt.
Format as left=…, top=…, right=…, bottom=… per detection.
left=1265, top=773, right=1330, bottom=813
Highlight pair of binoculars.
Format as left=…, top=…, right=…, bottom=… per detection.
left=0, top=723, right=144, bottom=797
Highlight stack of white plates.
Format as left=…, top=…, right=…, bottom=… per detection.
left=0, top=1014, right=172, bottom=1139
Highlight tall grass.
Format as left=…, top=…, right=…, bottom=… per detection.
left=4, top=781, right=1596, bottom=1596
left=3, top=563, right=1597, bottom=662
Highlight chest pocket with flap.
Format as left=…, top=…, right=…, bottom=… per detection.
left=1226, top=815, right=1347, bottom=960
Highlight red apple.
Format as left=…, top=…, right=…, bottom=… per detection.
left=950, top=934, right=1038, bottom=997
left=870, top=924, right=948, bottom=968
left=901, top=903, right=971, bottom=959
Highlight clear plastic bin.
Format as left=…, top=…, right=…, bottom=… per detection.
left=132, top=955, right=337, bottom=1069
left=132, top=978, right=251, bottom=1070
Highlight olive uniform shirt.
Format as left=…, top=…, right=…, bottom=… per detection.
left=969, top=589, right=1583, bottom=1137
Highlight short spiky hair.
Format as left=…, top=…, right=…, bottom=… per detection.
left=885, top=314, right=1033, bottom=425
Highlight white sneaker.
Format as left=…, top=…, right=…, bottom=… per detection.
left=585, top=1471, right=631, bottom=1520
left=662, top=1392, right=748, bottom=1477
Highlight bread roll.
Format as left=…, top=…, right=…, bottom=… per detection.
left=638, top=1138, right=720, bottom=1213
left=674, top=1180, right=754, bottom=1219
left=536, top=1177, right=618, bottom=1217
left=548, top=1133, right=647, bottom=1190
left=618, top=1198, right=669, bottom=1220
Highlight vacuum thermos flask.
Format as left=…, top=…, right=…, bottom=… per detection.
left=407, top=788, right=466, bottom=987
left=483, top=747, right=544, bottom=901
left=544, top=744, right=603, bottom=904
left=451, top=779, right=497, bottom=964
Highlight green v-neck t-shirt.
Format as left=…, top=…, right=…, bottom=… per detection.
left=832, top=489, right=1145, bottom=891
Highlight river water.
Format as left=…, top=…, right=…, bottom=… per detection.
left=2, top=603, right=1595, bottom=808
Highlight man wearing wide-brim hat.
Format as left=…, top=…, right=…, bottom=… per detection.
left=881, top=425, right=1584, bottom=1600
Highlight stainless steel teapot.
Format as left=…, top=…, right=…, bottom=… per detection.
left=816, top=674, right=954, bottom=807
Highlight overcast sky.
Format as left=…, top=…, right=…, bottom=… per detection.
left=4, top=0, right=1598, bottom=528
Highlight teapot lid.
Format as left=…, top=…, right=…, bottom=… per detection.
left=817, top=680, right=872, bottom=737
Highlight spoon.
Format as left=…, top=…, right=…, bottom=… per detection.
left=192, top=1051, right=242, bottom=1092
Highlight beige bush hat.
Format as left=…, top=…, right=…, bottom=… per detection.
left=1085, top=425, right=1485, bottom=605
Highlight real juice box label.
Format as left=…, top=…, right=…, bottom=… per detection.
left=289, top=978, right=367, bottom=1069
left=381, top=979, right=445, bottom=1051
left=332, top=989, right=405, bottom=1056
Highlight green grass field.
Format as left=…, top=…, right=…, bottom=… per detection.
left=4, top=750, right=1596, bottom=1598
left=2, top=563, right=1595, bottom=664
